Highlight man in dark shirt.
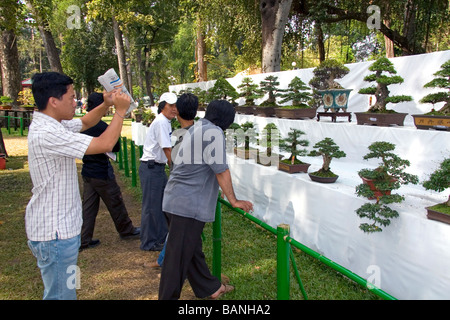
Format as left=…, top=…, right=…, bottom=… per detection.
left=80, top=92, right=140, bottom=250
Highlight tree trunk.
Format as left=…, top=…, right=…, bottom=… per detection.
left=315, top=22, right=325, bottom=62
left=196, top=14, right=207, bottom=82
left=260, top=0, right=293, bottom=73
left=112, top=16, right=129, bottom=91
left=0, top=29, right=21, bottom=104
left=26, top=1, right=63, bottom=73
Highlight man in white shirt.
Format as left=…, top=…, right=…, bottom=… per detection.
left=26, top=72, right=130, bottom=300
left=139, top=92, right=177, bottom=251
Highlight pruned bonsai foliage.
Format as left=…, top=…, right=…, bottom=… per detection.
left=237, top=77, right=263, bottom=107
left=358, top=57, right=413, bottom=113
left=420, top=59, right=450, bottom=115
left=308, top=137, right=346, bottom=178
left=258, top=75, right=282, bottom=107
left=355, top=141, right=419, bottom=233
left=423, top=158, right=450, bottom=213
left=259, top=123, right=279, bottom=157
left=209, top=77, right=239, bottom=104
left=234, top=121, right=258, bottom=159
left=278, top=76, right=312, bottom=109
left=279, top=128, right=309, bottom=165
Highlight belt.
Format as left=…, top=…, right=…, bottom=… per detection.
left=141, top=160, right=166, bottom=166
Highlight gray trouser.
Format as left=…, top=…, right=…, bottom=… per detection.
left=139, top=161, right=168, bottom=251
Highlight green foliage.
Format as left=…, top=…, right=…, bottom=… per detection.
left=0, top=96, right=13, bottom=105
left=237, top=77, right=263, bottom=106
left=355, top=141, right=418, bottom=233
left=358, top=57, right=412, bottom=113
left=308, top=137, right=346, bottom=173
left=209, top=78, right=239, bottom=102
left=423, top=158, right=450, bottom=194
left=259, top=123, right=279, bottom=155
left=258, top=75, right=282, bottom=106
left=279, top=77, right=312, bottom=108
left=309, top=59, right=349, bottom=90
left=420, top=60, right=450, bottom=114
left=279, top=128, right=309, bottom=162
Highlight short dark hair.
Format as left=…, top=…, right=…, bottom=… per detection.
left=157, top=101, right=165, bottom=114
left=86, top=92, right=104, bottom=112
left=31, top=72, right=73, bottom=110
left=176, top=93, right=198, bottom=120
left=204, top=100, right=235, bottom=130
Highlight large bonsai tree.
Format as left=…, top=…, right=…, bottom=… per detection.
left=309, top=59, right=349, bottom=90
left=237, top=77, right=263, bottom=107
left=423, top=158, right=450, bottom=208
left=420, top=59, right=450, bottom=115
left=278, top=76, right=312, bottom=109
left=209, top=78, right=239, bottom=103
left=359, top=57, right=412, bottom=113
left=279, top=128, right=309, bottom=164
left=259, top=75, right=282, bottom=107
left=355, top=141, right=419, bottom=233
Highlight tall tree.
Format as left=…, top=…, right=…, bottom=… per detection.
left=0, top=0, right=22, bottom=104
left=26, top=0, right=63, bottom=73
left=260, top=0, right=292, bottom=73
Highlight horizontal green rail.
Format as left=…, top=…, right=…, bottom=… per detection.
left=218, top=197, right=397, bottom=301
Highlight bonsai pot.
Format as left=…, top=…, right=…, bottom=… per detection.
left=426, top=206, right=450, bottom=224
left=318, top=89, right=352, bottom=112
left=278, top=161, right=310, bottom=174
left=253, top=106, right=276, bottom=117
left=234, top=147, right=257, bottom=160
left=308, top=173, right=339, bottom=183
left=256, top=151, right=282, bottom=167
left=0, top=154, right=5, bottom=170
left=354, top=112, right=408, bottom=127
left=412, top=114, right=450, bottom=131
left=235, top=105, right=255, bottom=115
left=275, top=107, right=316, bottom=119
left=0, top=105, right=12, bottom=110
left=360, top=176, right=396, bottom=199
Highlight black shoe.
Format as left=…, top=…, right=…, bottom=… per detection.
left=120, top=227, right=141, bottom=239
left=79, top=239, right=100, bottom=252
left=149, top=242, right=164, bottom=251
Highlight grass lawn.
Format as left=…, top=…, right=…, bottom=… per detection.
left=0, top=123, right=382, bottom=300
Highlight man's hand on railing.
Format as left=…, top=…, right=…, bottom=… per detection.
left=230, top=199, right=253, bottom=213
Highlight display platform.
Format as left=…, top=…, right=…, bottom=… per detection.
left=132, top=114, right=449, bottom=300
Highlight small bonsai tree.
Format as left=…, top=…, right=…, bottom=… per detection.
left=0, top=96, right=13, bottom=106
left=237, top=77, right=263, bottom=107
left=17, top=88, right=35, bottom=107
left=355, top=141, right=419, bottom=233
left=209, top=78, right=239, bottom=104
left=259, top=75, right=282, bottom=107
left=279, top=128, right=309, bottom=164
left=239, top=121, right=258, bottom=151
left=419, top=59, right=450, bottom=115
left=259, top=123, right=279, bottom=157
left=192, top=87, right=208, bottom=109
left=278, top=76, right=312, bottom=109
left=423, top=158, right=450, bottom=210
left=359, top=57, right=413, bottom=113
left=308, top=137, right=346, bottom=178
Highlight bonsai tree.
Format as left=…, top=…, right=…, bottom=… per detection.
left=278, top=77, right=312, bottom=109
left=309, top=59, right=349, bottom=90
left=355, top=141, right=419, bottom=233
left=237, top=77, right=263, bottom=107
left=0, top=96, right=13, bottom=106
left=17, top=89, right=35, bottom=107
left=239, top=121, right=258, bottom=151
left=192, top=87, right=208, bottom=109
left=279, top=128, right=309, bottom=165
left=258, top=75, right=282, bottom=107
left=419, top=59, right=450, bottom=115
left=259, top=123, right=279, bottom=157
left=308, top=137, right=346, bottom=178
left=208, top=78, right=239, bottom=104
left=423, top=158, right=450, bottom=212
left=359, top=57, right=413, bottom=113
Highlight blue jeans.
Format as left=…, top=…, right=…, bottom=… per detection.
left=27, top=234, right=80, bottom=300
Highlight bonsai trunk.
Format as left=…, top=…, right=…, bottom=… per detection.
left=446, top=195, right=450, bottom=207
left=322, top=154, right=331, bottom=171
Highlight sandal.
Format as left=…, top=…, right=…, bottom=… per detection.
left=210, top=284, right=234, bottom=300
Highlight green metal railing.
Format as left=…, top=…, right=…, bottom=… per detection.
left=116, top=136, right=397, bottom=300
left=0, top=115, right=28, bottom=136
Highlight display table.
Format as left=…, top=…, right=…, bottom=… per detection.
left=317, top=111, right=352, bottom=122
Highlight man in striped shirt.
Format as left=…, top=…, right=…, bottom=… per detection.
left=25, top=72, right=130, bottom=300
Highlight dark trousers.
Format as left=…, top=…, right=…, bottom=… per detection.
left=158, top=213, right=221, bottom=300
left=139, top=162, right=168, bottom=250
left=81, top=176, right=134, bottom=247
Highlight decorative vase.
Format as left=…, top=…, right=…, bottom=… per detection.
left=318, top=89, right=352, bottom=112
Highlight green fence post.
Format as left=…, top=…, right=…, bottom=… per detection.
left=20, top=118, right=24, bottom=136
left=277, top=224, right=290, bottom=300
left=7, top=116, right=11, bottom=134
left=122, top=136, right=129, bottom=177
left=118, top=137, right=123, bottom=170
left=130, top=140, right=137, bottom=187
left=212, top=198, right=222, bottom=280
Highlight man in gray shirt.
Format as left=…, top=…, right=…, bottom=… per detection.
left=159, top=100, right=253, bottom=300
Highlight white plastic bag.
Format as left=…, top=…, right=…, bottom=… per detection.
left=97, top=68, right=137, bottom=113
